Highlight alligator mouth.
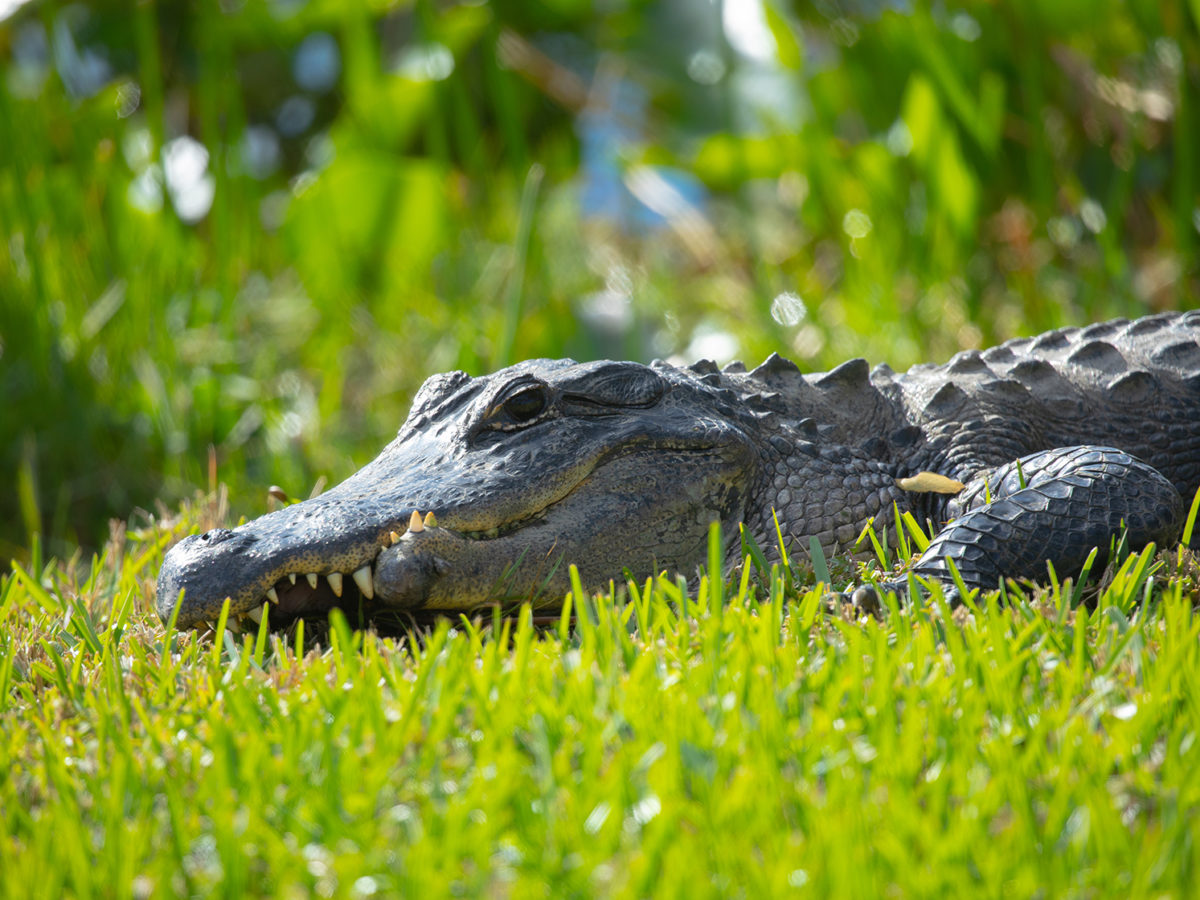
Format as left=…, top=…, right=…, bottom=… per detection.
left=219, top=503, right=558, bottom=632
left=161, top=442, right=731, bottom=631
left=182, top=501, right=551, bottom=633
left=209, top=510, right=445, bottom=632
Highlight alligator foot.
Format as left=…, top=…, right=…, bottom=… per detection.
left=831, top=447, right=1183, bottom=612
left=845, top=580, right=958, bottom=610
left=891, top=446, right=1184, bottom=604
left=819, top=580, right=953, bottom=618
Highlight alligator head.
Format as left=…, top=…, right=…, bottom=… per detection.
left=157, top=358, right=759, bottom=628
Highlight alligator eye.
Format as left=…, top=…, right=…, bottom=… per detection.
left=503, top=387, right=547, bottom=422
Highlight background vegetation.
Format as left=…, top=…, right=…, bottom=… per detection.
left=2, top=0, right=1198, bottom=563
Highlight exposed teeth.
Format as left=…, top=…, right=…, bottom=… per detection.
left=389, top=530, right=402, bottom=545
left=409, top=510, right=425, bottom=533
left=327, top=572, right=343, bottom=597
left=306, top=573, right=319, bottom=589
left=423, top=511, right=438, bottom=528
left=353, top=565, right=375, bottom=599
left=266, top=587, right=279, bottom=605
left=246, top=605, right=264, bottom=624
left=289, top=573, right=297, bottom=585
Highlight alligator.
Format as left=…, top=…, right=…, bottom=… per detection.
left=157, top=311, right=1200, bottom=629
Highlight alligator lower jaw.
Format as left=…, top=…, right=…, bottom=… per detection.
left=214, top=550, right=387, bottom=633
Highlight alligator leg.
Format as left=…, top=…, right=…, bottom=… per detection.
left=863, top=446, right=1185, bottom=603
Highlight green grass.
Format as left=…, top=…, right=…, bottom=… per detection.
left=4, top=500, right=1200, bottom=897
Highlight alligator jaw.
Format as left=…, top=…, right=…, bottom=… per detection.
left=155, top=432, right=594, bottom=629
left=157, top=444, right=751, bottom=628
left=155, top=452, right=599, bottom=630
left=155, top=512, right=414, bottom=629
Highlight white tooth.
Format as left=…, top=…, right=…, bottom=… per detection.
left=328, top=572, right=343, bottom=597
left=353, top=565, right=375, bottom=599
left=409, top=510, right=425, bottom=533
left=389, top=530, right=402, bottom=545
left=289, top=573, right=297, bottom=585
left=246, top=605, right=263, bottom=624
left=267, top=587, right=279, bottom=605
left=226, top=618, right=242, bottom=634
left=306, top=573, right=319, bottom=589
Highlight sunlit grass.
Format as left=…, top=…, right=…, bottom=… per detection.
left=4, top=500, right=1200, bottom=897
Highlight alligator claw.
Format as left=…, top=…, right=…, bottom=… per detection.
left=855, top=578, right=962, bottom=609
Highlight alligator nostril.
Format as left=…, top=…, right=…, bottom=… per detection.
left=200, top=528, right=234, bottom=544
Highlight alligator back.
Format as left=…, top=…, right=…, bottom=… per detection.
left=882, top=311, right=1200, bottom=495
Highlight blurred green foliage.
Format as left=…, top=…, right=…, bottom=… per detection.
left=1, top=0, right=1198, bottom=560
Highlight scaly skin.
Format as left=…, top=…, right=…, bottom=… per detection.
left=157, top=312, right=1200, bottom=628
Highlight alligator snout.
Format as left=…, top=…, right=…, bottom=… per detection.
left=156, top=500, right=560, bottom=628
left=155, top=490, right=430, bottom=628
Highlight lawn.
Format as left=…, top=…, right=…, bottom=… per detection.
left=5, top=497, right=1200, bottom=897
left=3, top=1, right=1200, bottom=896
